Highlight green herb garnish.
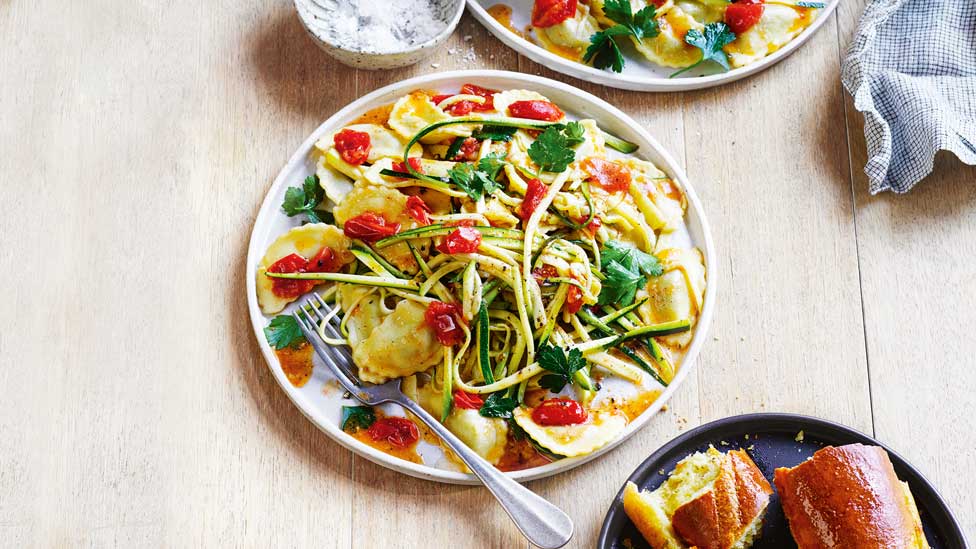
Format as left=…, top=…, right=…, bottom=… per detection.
left=264, top=315, right=306, bottom=350
left=670, top=22, right=737, bottom=78
left=537, top=344, right=587, bottom=393
left=449, top=160, right=503, bottom=200
left=528, top=126, right=576, bottom=173
left=340, top=405, right=376, bottom=432
left=597, top=241, right=664, bottom=306
left=479, top=392, right=518, bottom=419
left=281, top=175, right=325, bottom=223
left=583, top=0, right=660, bottom=73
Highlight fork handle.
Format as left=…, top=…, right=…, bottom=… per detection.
left=397, top=397, right=574, bottom=549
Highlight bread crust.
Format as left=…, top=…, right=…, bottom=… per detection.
left=671, top=449, right=774, bottom=549
left=774, top=444, right=930, bottom=549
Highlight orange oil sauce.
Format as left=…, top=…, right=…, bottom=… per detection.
left=488, top=4, right=526, bottom=39
left=275, top=344, right=314, bottom=387
left=351, top=103, right=394, bottom=126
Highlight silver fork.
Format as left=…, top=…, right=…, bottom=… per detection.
left=293, top=294, right=574, bottom=549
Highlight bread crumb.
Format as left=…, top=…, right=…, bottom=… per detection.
left=720, top=440, right=729, bottom=446
left=744, top=434, right=750, bottom=440
left=795, top=430, right=805, bottom=442
left=658, top=469, right=665, bottom=475
left=747, top=444, right=755, bottom=451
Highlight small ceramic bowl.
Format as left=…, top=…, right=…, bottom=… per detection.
left=294, top=0, right=465, bottom=70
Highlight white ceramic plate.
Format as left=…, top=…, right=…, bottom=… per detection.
left=246, top=70, right=716, bottom=484
left=465, top=0, right=840, bottom=91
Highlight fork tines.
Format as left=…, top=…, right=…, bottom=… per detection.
left=292, top=294, right=361, bottom=390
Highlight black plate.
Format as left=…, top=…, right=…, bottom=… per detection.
left=598, top=413, right=968, bottom=549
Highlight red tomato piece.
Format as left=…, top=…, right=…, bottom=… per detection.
left=531, top=398, right=588, bottom=426
left=445, top=100, right=476, bottom=116
left=431, top=94, right=453, bottom=104
left=532, top=264, right=559, bottom=284
left=333, top=128, right=371, bottom=166
left=267, top=253, right=313, bottom=298
left=306, top=247, right=338, bottom=274
left=583, top=158, right=632, bottom=193
left=459, top=83, right=498, bottom=112
left=405, top=195, right=432, bottom=226
left=725, top=1, right=764, bottom=35
left=367, top=417, right=420, bottom=448
left=424, top=301, right=466, bottom=346
left=452, top=137, right=481, bottom=161
left=565, top=285, right=584, bottom=314
left=446, top=219, right=476, bottom=227
left=436, top=226, right=482, bottom=254
left=392, top=157, right=424, bottom=175
left=531, top=0, right=578, bottom=28
left=508, top=100, right=565, bottom=122
left=580, top=215, right=602, bottom=237
left=519, top=178, right=549, bottom=221
left=453, top=390, right=485, bottom=410
left=342, top=212, right=401, bottom=243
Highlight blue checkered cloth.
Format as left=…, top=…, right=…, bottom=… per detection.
left=841, top=0, right=976, bottom=194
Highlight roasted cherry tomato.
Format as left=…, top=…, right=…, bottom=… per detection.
left=431, top=94, right=453, bottom=104
left=565, top=285, right=584, bottom=314
left=532, top=398, right=588, bottom=426
left=532, top=264, right=559, bottom=284
left=583, top=158, right=632, bottom=193
left=519, top=178, right=549, bottom=221
left=451, top=137, right=482, bottom=161
left=306, top=246, right=337, bottom=274
left=460, top=83, right=498, bottom=111
left=453, top=390, right=485, bottom=410
left=333, top=128, right=371, bottom=166
left=725, top=0, right=764, bottom=34
left=405, top=195, right=432, bottom=226
left=391, top=157, right=425, bottom=181
left=342, top=212, right=400, bottom=243
left=425, top=301, right=466, bottom=346
left=531, top=0, right=578, bottom=28
left=367, top=417, right=420, bottom=448
left=508, top=100, right=565, bottom=122
left=580, top=215, right=602, bottom=237
left=267, top=253, right=314, bottom=298
left=436, top=226, right=482, bottom=254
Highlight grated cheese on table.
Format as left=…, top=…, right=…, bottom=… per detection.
left=318, top=0, right=449, bottom=54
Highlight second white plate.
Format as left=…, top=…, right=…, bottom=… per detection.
left=466, top=0, right=840, bottom=92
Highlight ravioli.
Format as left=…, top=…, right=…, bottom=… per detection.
left=632, top=5, right=704, bottom=69
left=352, top=300, right=443, bottom=384
left=256, top=224, right=354, bottom=315
left=315, top=123, right=422, bottom=164
left=535, top=3, right=602, bottom=58
left=724, top=5, right=819, bottom=68
left=388, top=91, right=474, bottom=144
left=444, top=409, right=509, bottom=464
left=638, top=247, right=706, bottom=348
left=513, top=407, right=628, bottom=457
left=333, top=183, right=423, bottom=272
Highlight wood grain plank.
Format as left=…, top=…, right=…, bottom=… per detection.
left=680, top=12, right=872, bottom=430
left=838, top=0, right=976, bottom=538
left=349, top=13, right=527, bottom=549
left=1, top=1, right=359, bottom=547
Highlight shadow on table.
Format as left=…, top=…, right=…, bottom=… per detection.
left=247, top=6, right=355, bottom=120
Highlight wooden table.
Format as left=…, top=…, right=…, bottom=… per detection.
left=2, top=2, right=973, bottom=547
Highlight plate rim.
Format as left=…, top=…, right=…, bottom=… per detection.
left=245, top=69, right=716, bottom=484
left=464, top=0, right=841, bottom=92
left=596, top=412, right=969, bottom=548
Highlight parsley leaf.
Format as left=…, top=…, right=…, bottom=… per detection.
left=583, top=0, right=659, bottom=73
left=473, top=125, right=518, bottom=142
left=340, top=406, right=376, bottom=432
left=528, top=126, right=576, bottom=173
left=597, top=241, right=664, bottom=306
left=479, top=392, right=518, bottom=419
left=537, top=344, right=587, bottom=393
left=282, top=175, right=325, bottom=223
left=478, top=152, right=508, bottom=180
left=796, top=1, right=826, bottom=7
left=264, top=315, right=306, bottom=350
left=562, top=121, right=586, bottom=147
left=450, top=161, right=503, bottom=200
left=670, top=22, right=737, bottom=78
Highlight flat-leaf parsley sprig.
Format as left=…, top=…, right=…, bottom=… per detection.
left=670, top=22, right=737, bottom=78
left=583, top=0, right=660, bottom=73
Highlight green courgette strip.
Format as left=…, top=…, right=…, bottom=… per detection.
left=374, top=224, right=527, bottom=249
left=478, top=302, right=494, bottom=385
left=576, top=309, right=669, bottom=387
left=401, top=117, right=640, bottom=188
left=264, top=271, right=419, bottom=292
